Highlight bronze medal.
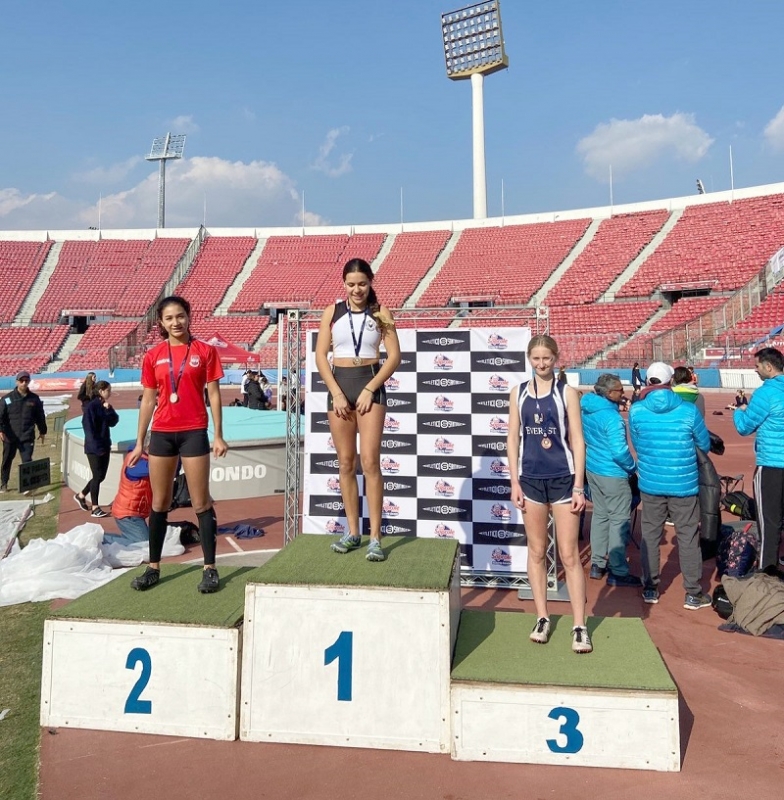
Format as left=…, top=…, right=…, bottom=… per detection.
left=353, top=356, right=362, bottom=366
left=541, top=436, right=552, bottom=449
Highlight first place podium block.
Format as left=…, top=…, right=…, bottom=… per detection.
left=450, top=611, right=680, bottom=771
left=40, top=565, right=254, bottom=741
left=241, top=535, right=461, bottom=753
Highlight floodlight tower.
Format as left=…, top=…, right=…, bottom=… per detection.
left=145, top=133, right=186, bottom=228
left=441, top=1, right=508, bottom=220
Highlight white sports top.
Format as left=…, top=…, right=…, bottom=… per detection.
left=330, top=301, right=382, bottom=359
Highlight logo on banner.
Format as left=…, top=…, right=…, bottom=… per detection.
left=491, top=547, right=512, bottom=566
left=382, top=436, right=416, bottom=451
left=475, top=438, right=506, bottom=453
left=433, top=354, right=454, bottom=370
left=490, top=503, right=512, bottom=520
left=383, top=415, right=400, bottom=432
left=422, top=504, right=466, bottom=516
left=420, top=459, right=471, bottom=475
left=474, top=482, right=512, bottom=497
left=487, top=333, right=508, bottom=350
left=382, top=499, right=400, bottom=517
left=326, top=476, right=341, bottom=493
left=475, top=397, right=508, bottom=410
left=314, top=458, right=341, bottom=470
left=434, top=479, right=455, bottom=497
left=422, top=336, right=463, bottom=347
left=434, top=437, right=454, bottom=454
left=385, top=376, right=401, bottom=391
left=434, top=395, right=454, bottom=412
left=477, top=356, right=518, bottom=367
left=327, top=437, right=336, bottom=451
left=384, top=480, right=414, bottom=493
left=422, top=377, right=466, bottom=389
left=434, top=523, right=456, bottom=539
left=423, top=419, right=466, bottom=430
left=387, top=396, right=413, bottom=409
left=315, top=500, right=345, bottom=512
left=381, top=523, right=415, bottom=535
left=325, top=519, right=345, bottom=534
left=488, top=374, right=510, bottom=392
left=490, top=458, right=510, bottom=475
left=381, top=456, right=401, bottom=473
left=489, top=416, right=509, bottom=433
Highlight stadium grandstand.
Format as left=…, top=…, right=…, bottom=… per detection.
left=1, top=181, right=783, bottom=377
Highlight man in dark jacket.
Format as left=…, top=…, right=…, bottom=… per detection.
left=0, top=371, right=47, bottom=492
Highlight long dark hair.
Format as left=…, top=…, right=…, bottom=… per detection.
left=342, top=258, right=380, bottom=316
left=156, top=295, right=191, bottom=339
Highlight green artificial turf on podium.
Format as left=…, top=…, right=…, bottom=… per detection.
left=51, top=565, right=257, bottom=628
left=251, top=534, right=459, bottom=591
left=452, top=610, right=676, bottom=692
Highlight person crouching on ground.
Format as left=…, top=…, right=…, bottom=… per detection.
left=103, top=445, right=153, bottom=547
left=629, top=362, right=712, bottom=609
left=581, top=374, right=641, bottom=588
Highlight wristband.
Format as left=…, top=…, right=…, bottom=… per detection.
left=362, top=387, right=374, bottom=394
left=572, top=487, right=585, bottom=495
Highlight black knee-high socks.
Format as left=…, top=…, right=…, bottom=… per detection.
left=148, top=510, right=168, bottom=564
left=197, top=507, right=218, bottom=565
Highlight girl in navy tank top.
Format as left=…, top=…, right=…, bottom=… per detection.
left=506, top=335, right=592, bottom=654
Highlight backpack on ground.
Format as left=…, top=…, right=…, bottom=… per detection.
left=721, top=490, right=756, bottom=521
left=715, top=522, right=758, bottom=579
left=711, top=584, right=734, bottom=619
left=170, top=472, right=192, bottom=510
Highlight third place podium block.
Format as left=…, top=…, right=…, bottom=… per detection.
left=450, top=611, right=680, bottom=771
left=241, top=535, right=461, bottom=752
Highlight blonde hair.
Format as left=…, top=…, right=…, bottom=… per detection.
left=527, top=334, right=559, bottom=358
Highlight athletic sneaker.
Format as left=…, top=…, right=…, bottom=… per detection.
left=683, top=591, right=712, bottom=610
left=331, top=534, right=361, bottom=554
left=0, top=485, right=7, bottom=493
left=91, top=507, right=109, bottom=518
left=74, top=494, right=90, bottom=511
left=130, top=567, right=160, bottom=591
left=642, top=587, right=660, bottom=604
left=589, top=564, right=607, bottom=580
left=197, top=567, right=220, bottom=594
left=571, top=626, right=593, bottom=654
left=366, top=539, right=386, bottom=562
left=606, top=573, right=643, bottom=588
left=529, top=617, right=551, bottom=644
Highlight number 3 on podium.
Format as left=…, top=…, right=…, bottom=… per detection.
left=546, top=706, right=584, bottom=754
left=324, top=631, right=353, bottom=702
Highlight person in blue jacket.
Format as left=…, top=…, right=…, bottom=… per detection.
left=581, top=374, right=641, bottom=587
left=733, top=347, right=784, bottom=575
left=74, top=380, right=119, bottom=518
left=629, top=362, right=712, bottom=610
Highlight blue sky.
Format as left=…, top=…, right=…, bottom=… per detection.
left=1, top=0, right=783, bottom=231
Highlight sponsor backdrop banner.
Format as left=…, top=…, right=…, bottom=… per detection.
left=304, top=327, right=532, bottom=578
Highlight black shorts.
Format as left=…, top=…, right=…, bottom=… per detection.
left=328, top=365, right=386, bottom=410
left=149, top=429, right=210, bottom=458
left=520, top=474, right=574, bottom=506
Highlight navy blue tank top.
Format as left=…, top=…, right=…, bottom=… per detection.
left=516, top=379, right=574, bottom=479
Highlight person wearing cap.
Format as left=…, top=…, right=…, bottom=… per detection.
left=629, top=361, right=712, bottom=610
left=0, top=371, right=47, bottom=492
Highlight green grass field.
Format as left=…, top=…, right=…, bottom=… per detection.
left=0, top=413, right=65, bottom=800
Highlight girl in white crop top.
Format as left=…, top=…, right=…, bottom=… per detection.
left=315, top=258, right=401, bottom=562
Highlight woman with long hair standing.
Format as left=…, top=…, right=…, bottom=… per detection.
left=128, top=296, right=228, bottom=593
left=506, top=335, right=592, bottom=653
left=77, top=372, right=97, bottom=409
left=315, top=258, right=401, bottom=562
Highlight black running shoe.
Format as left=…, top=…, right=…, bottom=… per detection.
left=74, top=494, right=90, bottom=511
left=198, top=567, right=220, bottom=594
left=91, top=507, right=109, bottom=518
left=130, top=567, right=160, bottom=591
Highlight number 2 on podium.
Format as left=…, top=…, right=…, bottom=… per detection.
left=324, top=631, right=353, bottom=702
left=124, top=647, right=152, bottom=714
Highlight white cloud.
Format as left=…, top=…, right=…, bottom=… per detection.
left=312, top=127, right=353, bottom=178
left=764, top=106, right=784, bottom=151
left=169, top=115, right=200, bottom=134
left=577, top=113, right=714, bottom=181
left=0, top=156, right=328, bottom=231
left=73, top=156, right=143, bottom=185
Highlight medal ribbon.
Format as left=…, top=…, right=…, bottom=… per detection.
left=167, top=339, right=192, bottom=399
left=348, top=304, right=369, bottom=359
left=532, top=378, right=555, bottom=438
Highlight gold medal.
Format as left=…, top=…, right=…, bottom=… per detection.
left=541, top=436, right=552, bottom=449
left=170, top=392, right=179, bottom=404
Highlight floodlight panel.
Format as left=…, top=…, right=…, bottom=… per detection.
left=441, top=1, right=508, bottom=80
left=146, top=133, right=187, bottom=161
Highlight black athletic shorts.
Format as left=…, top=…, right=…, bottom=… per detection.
left=149, top=429, right=211, bottom=458
left=328, top=365, right=386, bottom=410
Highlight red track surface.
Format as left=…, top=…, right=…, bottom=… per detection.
left=39, top=389, right=784, bottom=799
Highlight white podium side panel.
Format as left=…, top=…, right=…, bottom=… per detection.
left=40, top=619, right=240, bottom=740
left=241, top=584, right=453, bottom=752
left=451, top=683, right=680, bottom=771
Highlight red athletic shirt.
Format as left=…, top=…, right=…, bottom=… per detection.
left=141, top=339, right=224, bottom=432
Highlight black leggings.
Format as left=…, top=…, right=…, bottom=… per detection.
left=81, top=453, right=110, bottom=507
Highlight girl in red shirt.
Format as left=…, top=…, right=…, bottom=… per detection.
left=128, top=296, right=228, bottom=593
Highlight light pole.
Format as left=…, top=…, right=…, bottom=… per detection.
left=145, top=133, right=186, bottom=229
left=441, top=1, right=508, bottom=220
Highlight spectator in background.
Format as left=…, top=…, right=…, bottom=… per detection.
left=240, top=369, right=251, bottom=407
left=246, top=371, right=265, bottom=410
left=672, top=365, right=706, bottom=418
left=0, top=371, right=47, bottom=493
left=727, top=389, right=748, bottom=410
left=629, top=362, right=712, bottom=610
left=104, top=445, right=153, bottom=547
left=557, top=366, right=568, bottom=384
left=77, top=372, right=97, bottom=409
left=631, top=362, right=643, bottom=393
left=733, top=347, right=784, bottom=576
left=259, top=374, right=273, bottom=408
left=581, top=374, right=641, bottom=588
left=279, top=375, right=288, bottom=412
left=74, top=380, right=119, bottom=517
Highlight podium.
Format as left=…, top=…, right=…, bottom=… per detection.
left=240, top=535, right=461, bottom=752
left=40, top=565, right=254, bottom=740
left=450, top=610, right=680, bottom=771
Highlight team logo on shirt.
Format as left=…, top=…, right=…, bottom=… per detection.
left=487, top=333, right=508, bottom=349
left=190, top=355, right=201, bottom=367
left=490, top=547, right=512, bottom=566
